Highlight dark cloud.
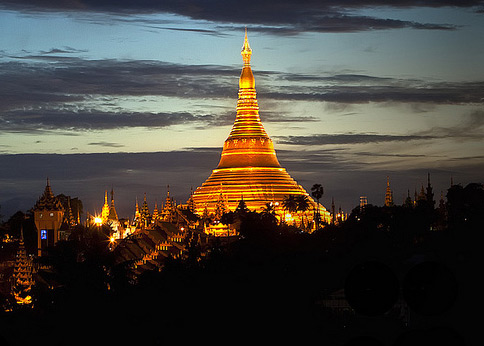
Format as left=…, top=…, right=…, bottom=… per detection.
left=1, top=57, right=481, bottom=110
left=88, top=141, right=125, bottom=148
left=261, top=111, right=319, bottom=123
left=266, top=75, right=484, bottom=104
left=352, top=152, right=435, bottom=158
left=0, top=108, right=220, bottom=132
left=226, top=16, right=457, bottom=36
left=0, top=58, right=234, bottom=124
left=279, top=74, right=395, bottom=83
left=0, top=58, right=237, bottom=111
left=1, top=56, right=482, bottom=133
left=40, top=47, right=88, bottom=55
left=415, top=110, right=484, bottom=140
left=0, top=108, right=315, bottom=134
left=275, top=110, right=484, bottom=147
left=274, top=133, right=437, bottom=146
left=156, top=27, right=228, bottom=37
left=1, top=0, right=478, bottom=34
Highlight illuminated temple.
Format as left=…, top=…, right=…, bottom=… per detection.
left=192, top=31, right=330, bottom=226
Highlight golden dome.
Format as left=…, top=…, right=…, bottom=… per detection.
left=192, top=30, right=330, bottom=222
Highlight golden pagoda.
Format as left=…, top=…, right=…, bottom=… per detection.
left=12, top=228, right=34, bottom=306
left=192, top=30, right=330, bottom=226
left=101, top=190, right=110, bottom=223
left=385, top=176, right=394, bottom=207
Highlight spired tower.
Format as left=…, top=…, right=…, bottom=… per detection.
left=101, top=190, right=110, bottom=223
left=33, top=179, right=64, bottom=256
left=12, top=228, right=34, bottom=306
left=385, top=176, right=394, bottom=207
left=192, top=31, right=330, bottom=223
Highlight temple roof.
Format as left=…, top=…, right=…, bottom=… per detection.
left=33, top=179, right=64, bottom=211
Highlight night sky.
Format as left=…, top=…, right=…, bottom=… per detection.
left=0, top=1, right=483, bottom=219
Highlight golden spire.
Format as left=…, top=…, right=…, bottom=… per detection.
left=385, top=176, right=394, bottom=207
left=192, top=29, right=331, bottom=227
left=101, top=190, right=110, bottom=222
left=239, top=28, right=255, bottom=89
left=241, top=27, right=252, bottom=65
left=216, top=29, right=279, bottom=169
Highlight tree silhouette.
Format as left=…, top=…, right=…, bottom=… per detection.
left=282, top=195, right=298, bottom=225
left=262, top=202, right=275, bottom=215
left=296, top=195, right=310, bottom=230
left=311, top=184, right=324, bottom=229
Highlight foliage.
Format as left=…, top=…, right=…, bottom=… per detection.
left=282, top=195, right=298, bottom=213
left=1, top=183, right=482, bottom=344
left=311, top=183, right=324, bottom=201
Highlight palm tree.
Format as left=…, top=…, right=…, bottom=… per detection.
left=296, top=195, right=310, bottom=230
left=262, top=202, right=275, bottom=215
left=311, top=184, right=324, bottom=230
left=282, top=195, right=298, bottom=224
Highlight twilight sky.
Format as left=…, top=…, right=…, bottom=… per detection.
left=0, top=1, right=483, bottom=219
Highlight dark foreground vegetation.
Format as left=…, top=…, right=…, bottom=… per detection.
left=0, top=183, right=482, bottom=345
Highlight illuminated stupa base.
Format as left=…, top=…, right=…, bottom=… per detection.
left=192, top=30, right=330, bottom=226
left=193, top=167, right=311, bottom=212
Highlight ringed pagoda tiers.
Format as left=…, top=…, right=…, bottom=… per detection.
left=192, top=31, right=330, bottom=224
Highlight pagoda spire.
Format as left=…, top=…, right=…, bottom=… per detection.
left=241, top=27, right=252, bottom=66
left=385, top=176, right=394, bottom=207
left=140, top=193, right=151, bottom=227
left=12, top=226, right=34, bottom=306
left=134, top=197, right=141, bottom=223
left=44, top=177, right=54, bottom=199
left=101, top=190, right=110, bottom=223
left=108, top=188, right=118, bottom=221
left=217, top=29, right=279, bottom=169
left=191, top=31, right=330, bottom=225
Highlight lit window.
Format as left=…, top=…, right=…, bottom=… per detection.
left=41, top=230, right=47, bottom=240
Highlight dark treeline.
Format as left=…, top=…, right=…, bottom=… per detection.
left=0, top=183, right=481, bottom=345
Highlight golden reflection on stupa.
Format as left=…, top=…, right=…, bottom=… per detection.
left=192, top=30, right=330, bottom=224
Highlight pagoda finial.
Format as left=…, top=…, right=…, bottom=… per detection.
left=43, top=177, right=54, bottom=199
left=241, top=27, right=252, bottom=66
